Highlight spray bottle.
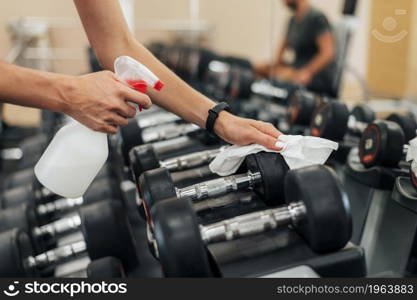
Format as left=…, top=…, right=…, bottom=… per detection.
left=34, top=56, right=164, bottom=198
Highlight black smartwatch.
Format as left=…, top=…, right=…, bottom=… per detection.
left=205, top=102, right=230, bottom=136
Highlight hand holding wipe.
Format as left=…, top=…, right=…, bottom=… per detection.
left=34, top=56, right=164, bottom=198
left=209, top=135, right=339, bottom=176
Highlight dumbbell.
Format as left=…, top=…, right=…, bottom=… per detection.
left=1, top=175, right=119, bottom=215
left=120, top=120, right=218, bottom=166
left=119, top=111, right=182, bottom=163
left=0, top=133, right=49, bottom=171
left=2, top=160, right=113, bottom=192
left=129, top=144, right=227, bottom=181
left=86, top=257, right=126, bottom=278
left=150, top=165, right=352, bottom=277
left=114, top=134, right=215, bottom=181
left=0, top=201, right=137, bottom=277
left=203, top=56, right=253, bottom=99
left=206, top=58, right=299, bottom=104
left=0, top=199, right=124, bottom=253
left=385, top=113, right=417, bottom=142
left=139, top=152, right=289, bottom=218
left=287, top=92, right=330, bottom=126
left=310, top=102, right=375, bottom=141
left=156, top=44, right=217, bottom=82
left=358, top=120, right=410, bottom=168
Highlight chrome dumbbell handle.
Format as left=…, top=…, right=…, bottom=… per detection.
left=24, top=240, right=87, bottom=270
left=33, top=186, right=55, bottom=201
left=193, top=192, right=253, bottom=213
left=142, top=123, right=200, bottom=144
left=160, top=146, right=226, bottom=171
left=137, top=111, right=180, bottom=129
left=348, top=115, right=368, bottom=133
left=0, top=148, right=23, bottom=160
left=36, top=197, right=84, bottom=217
left=251, top=80, right=288, bottom=100
left=32, top=215, right=82, bottom=239
left=152, top=136, right=193, bottom=153
left=200, top=201, right=306, bottom=244
left=176, top=171, right=262, bottom=202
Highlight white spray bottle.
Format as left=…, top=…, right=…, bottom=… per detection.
left=34, top=56, right=164, bottom=198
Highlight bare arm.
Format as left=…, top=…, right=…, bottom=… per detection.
left=74, top=0, right=215, bottom=128
left=0, top=60, right=150, bottom=134
left=74, top=0, right=281, bottom=149
left=0, top=61, right=68, bottom=112
left=292, top=31, right=335, bottom=85
left=274, top=39, right=289, bottom=67
left=303, top=32, right=335, bottom=75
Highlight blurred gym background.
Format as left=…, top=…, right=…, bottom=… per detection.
left=1, top=0, right=416, bottom=126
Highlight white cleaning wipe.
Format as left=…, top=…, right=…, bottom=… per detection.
left=406, top=137, right=417, bottom=162
left=209, top=135, right=339, bottom=176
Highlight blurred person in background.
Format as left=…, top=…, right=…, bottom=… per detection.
left=256, top=0, right=336, bottom=95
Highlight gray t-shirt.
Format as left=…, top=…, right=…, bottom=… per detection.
left=286, top=8, right=336, bottom=95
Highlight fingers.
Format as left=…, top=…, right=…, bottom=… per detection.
left=94, top=123, right=118, bottom=135
left=104, top=113, right=129, bottom=127
left=255, top=132, right=282, bottom=151
left=118, top=83, right=152, bottom=109
left=113, top=101, right=137, bottom=118
left=246, top=121, right=282, bottom=150
left=103, top=124, right=118, bottom=135
left=251, top=121, right=282, bottom=138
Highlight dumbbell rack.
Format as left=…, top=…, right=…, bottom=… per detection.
left=209, top=228, right=365, bottom=277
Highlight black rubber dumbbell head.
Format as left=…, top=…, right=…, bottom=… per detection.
left=139, top=168, right=177, bottom=220
left=359, top=120, right=405, bottom=168
left=0, top=185, right=37, bottom=209
left=82, top=177, right=120, bottom=206
left=2, top=168, right=35, bottom=190
left=284, top=165, right=352, bottom=253
left=231, top=67, right=255, bottom=99
left=0, top=229, right=38, bottom=277
left=129, top=144, right=160, bottom=182
left=196, top=49, right=217, bottom=81
left=351, top=105, right=375, bottom=124
left=310, top=102, right=350, bottom=141
left=151, top=197, right=213, bottom=277
left=386, top=113, right=417, bottom=142
left=87, top=257, right=126, bottom=278
left=80, top=200, right=138, bottom=271
left=0, top=204, right=49, bottom=252
left=244, top=152, right=289, bottom=206
left=120, top=119, right=144, bottom=166
left=287, top=91, right=317, bottom=126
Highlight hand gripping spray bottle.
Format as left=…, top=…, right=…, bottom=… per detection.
left=34, top=56, right=164, bottom=198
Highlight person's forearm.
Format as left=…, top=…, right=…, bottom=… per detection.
left=274, top=41, right=288, bottom=67
left=104, top=40, right=215, bottom=128
left=302, top=51, right=333, bottom=75
left=0, top=61, right=71, bottom=113
left=74, top=0, right=215, bottom=129
left=303, top=33, right=335, bottom=76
